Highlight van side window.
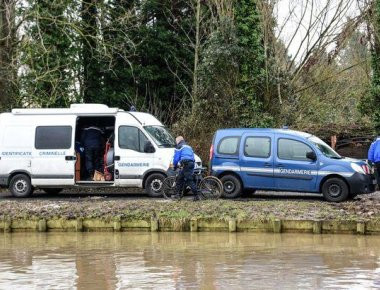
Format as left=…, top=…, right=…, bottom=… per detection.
left=278, top=139, right=313, bottom=161
left=244, top=137, right=271, bottom=158
left=35, top=126, right=72, bottom=149
left=119, top=126, right=149, bottom=152
left=217, top=137, right=239, bottom=155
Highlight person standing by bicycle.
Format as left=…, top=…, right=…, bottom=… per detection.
left=172, top=136, right=201, bottom=201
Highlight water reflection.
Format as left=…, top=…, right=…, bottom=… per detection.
left=0, top=232, right=380, bottom=289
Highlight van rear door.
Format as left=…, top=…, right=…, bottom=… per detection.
left=31, top=115, right=76, bottom=186
left=114, top=116, right=154, bottom=187
left=240, top=133, right=275, bottom=189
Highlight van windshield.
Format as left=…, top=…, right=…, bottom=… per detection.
left=308, top=136, right=342, bottom=159
left=144, top=126, right=176, bottom=148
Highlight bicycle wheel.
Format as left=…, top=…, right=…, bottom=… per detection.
left=199, top=176, right=223, bottom=199
left=162, top=176, right=177, bottom=199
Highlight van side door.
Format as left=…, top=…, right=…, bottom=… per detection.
left=114, top=124, right=154, bottom=187
left=31, top=116, right=76, bottom=186
left=240, top=133, right=275, bottom=189
left=274, top=137, right=319, bottom=192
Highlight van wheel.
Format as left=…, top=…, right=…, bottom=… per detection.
left=220, top=175, right=242, bottom=199
left=145, top=173, right=166, bottom=197
left=9, top=174, right=34, bottom=198
left=43, top=188, right=63, bottom=195
left=322, top=178, right=349, bottom=202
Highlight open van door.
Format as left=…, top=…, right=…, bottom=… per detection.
left=114, top=115, right=154, bottom=187
left=31, top=115, right=77, bottom=186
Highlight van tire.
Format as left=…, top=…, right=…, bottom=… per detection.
left=145, top=173, right=166, bottom=197
left=43, top=188, right=63, bottom=195
left=322, top=178, right=349, bottom=202
left=220, top=175, right=242, bottom=199
left=9, top=174, right=33, bottom=198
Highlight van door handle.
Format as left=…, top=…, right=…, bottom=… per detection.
left=277, top=163, right=284, bottom=168
left=264, top=162, right=272, bottom=168
left=65, top=156, right=76, bottom=161
left=114, top=156, right=120, bottom=161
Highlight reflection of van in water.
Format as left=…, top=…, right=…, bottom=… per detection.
left=210, top=128, right=375, bottom=202
left=0, top=104, right=201, bottom=197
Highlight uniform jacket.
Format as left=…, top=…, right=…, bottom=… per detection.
left=368, top=137, right=380, bottom=163
left=173, top=140, right=195, bottom=168
left=81, top=127, right=104, bottom=149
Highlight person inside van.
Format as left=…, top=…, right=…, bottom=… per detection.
left=172, top=136, right=201, bottom=201
left=81, top=125, right=105, bottom=180
left=368, top=136, right=380, bottom=187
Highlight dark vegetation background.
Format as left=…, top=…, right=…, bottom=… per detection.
left=0, top=0, right=379, bottom=160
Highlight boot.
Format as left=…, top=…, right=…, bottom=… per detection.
left=193, top=194, right=202, bottom=201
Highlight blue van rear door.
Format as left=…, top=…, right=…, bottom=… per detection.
left=274, top=137, right=318, bottom=191
left=240, top=133, right=275, bottom=189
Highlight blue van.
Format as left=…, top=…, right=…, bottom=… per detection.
left=210, top=128, right=375, bottom=202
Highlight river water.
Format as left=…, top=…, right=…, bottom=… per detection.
left=0, top=232, right=379, bottom=289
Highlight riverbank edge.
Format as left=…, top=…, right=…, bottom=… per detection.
left=1, top=217, right=379, bottom=235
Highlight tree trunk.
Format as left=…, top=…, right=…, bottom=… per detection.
left=192, top=0, right=201, bottom=114
left=81, top=0, right=99, bottom=103
left=0, top=0, right=15, bottom=110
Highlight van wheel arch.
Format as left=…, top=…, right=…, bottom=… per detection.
left=8, top=170, right=32, bottom=187
left=218, top=171, right=244, bottom=199
left=319, top=174, right=350, bottom=194
left=142, top=170, right=168, bottom=189
left=217, top=171, right=244, bottom=185
left=9, top=173, right=34, bottom=197
left=320, top=175, right=350, bottom=202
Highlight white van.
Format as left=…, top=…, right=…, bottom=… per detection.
left=0, top=104, right=202, bottom=197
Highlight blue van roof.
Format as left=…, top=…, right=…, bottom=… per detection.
left=215, top=128, right=312, bottom=138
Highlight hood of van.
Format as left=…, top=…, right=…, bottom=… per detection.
left=322, top=156, right=368, bottom=171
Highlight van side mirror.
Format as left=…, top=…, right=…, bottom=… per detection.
left=306, top=151, right=317, bottom=161
left=144, top=141, right=155, bottom=153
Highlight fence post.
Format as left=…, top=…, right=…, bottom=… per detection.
left=331, top=135, right=337, bottom=150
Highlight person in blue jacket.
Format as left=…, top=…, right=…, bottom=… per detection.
left=172, top=136, right=201, bottom=201
left=368, top=137, right=380, bottom=186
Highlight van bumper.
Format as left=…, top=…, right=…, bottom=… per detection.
left=346, top=173, right=376, bottom=195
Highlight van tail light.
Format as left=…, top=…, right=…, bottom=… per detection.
left=361, top=165, right=370, bottom=175
left=209, top=144, right=214, bottom=161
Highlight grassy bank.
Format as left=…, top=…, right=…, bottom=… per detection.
left=0, top=194, right=379, bottom=223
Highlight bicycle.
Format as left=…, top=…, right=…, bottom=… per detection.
left=162, top=167, right=223, bottom=200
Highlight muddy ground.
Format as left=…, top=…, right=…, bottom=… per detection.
left=1, top=189, right=380, bottom=222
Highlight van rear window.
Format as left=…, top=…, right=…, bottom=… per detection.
left=217, top=137, right=240, bottom=155
left=35, top=126, right=72, bottom=149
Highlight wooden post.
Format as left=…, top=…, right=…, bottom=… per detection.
left=273, top=219, right=282, bottom=233
left=357, top=222, right=366, bottom=235
left=76, top=218, right=83, bottom=232
left=331, top=135, right=337, bottom=150
left=313, top=220, right=322, bottom=234
left=190, top=218, right=198, bottom=232
left=150, top=218, right=158, bottom=232
left=229, top=218, right=237, bottom=232
left=38, top=219, right=47, bottom=232
left=3, top=218, right=11, bottom=233
left=113, top=219, right=121, bottom=232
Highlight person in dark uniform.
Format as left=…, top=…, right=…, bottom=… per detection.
left=172, top=136, right=201, bottom=201
left=81, top=125, right=105, bottom=180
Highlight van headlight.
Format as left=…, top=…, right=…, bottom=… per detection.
left=351, top=163, right=365, bottom=174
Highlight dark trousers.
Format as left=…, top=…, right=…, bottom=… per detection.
left=375, top=162, right=380, bottom=186
left=175, top=161, right=199, bottom=196
left=85, top=147, right=104, bottom=177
